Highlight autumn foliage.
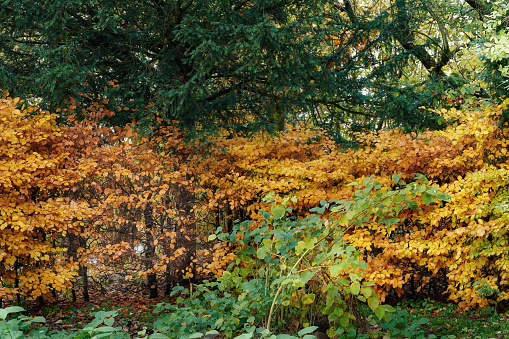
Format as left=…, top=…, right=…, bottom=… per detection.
left=3, top=91, right=509, bottom=311
left=191, top=102, right=509, bottom=309
left=0, top=97, right=94, bottom=301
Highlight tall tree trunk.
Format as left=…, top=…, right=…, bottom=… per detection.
left=80, top=263, right=90, bottom=302
left=79, top=234, right=90, bottom=302
left=144, top=202, right=159, bottom=299
left=14, top=261, right=21, bottom=304
left=164, top=185, right=196, bottom=294
left=67, top=232, right=79, bottom=302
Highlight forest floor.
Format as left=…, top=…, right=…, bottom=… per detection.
left=4, top=280, right=509, bottom=338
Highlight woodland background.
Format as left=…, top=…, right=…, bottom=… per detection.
left=2, top=0, right=509, bottom=337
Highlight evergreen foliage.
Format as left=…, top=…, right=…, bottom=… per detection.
left=0, top=0, right=494, bottom=137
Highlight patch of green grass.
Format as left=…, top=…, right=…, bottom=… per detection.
left=396, top=299, right=509, bottom=339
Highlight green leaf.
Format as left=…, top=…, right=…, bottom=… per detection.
left=295, top=240, right=306, bottom=255
left=338, top=277, right=350, bottom=286
left=302, top=293, right=316, bottom=305
left=271, top=206, right=286, bottom=219
left=383, top=304, right=396, bottom=313
left=351, top=281, right=360, bottom=295
left=329, top=243, right=345, bottom=256
left=406, top=200, right=419, bottom=209
left=330, top=263, right=345, bottom=277
left=104, top=317, right=114, bottom=326
left=32, top=316, right=46, bottom=323
left=256, top=247, right=270, bottom=260
left=361, top=287, right=372, bottom=298
left=0, top=306, right=24, bottom=320
left=381, top=197, right=392, bottom=206
left=310, top=206, right=326, bottom=214
left=338, top=215, right=349, bottom=226
left=413, top=318, right=430, bottom=326
left=392, top=174, right=400, bottom=183
left=393, top=194, right=405, bottom=204
left=339, top=314, right=350, bottom=328
left=95, top=326, right=117, bottom=332
left=257, top=239, right=272, bottom=259
left=438, top=193, right=451, bottom=201
left=367, top=295, right=379, bottom=311
left=422, top=192, right=432, bottom=205
left=375, top=305, right=386, bottom=319
left=298, top=326, right=319, bottom=336
left=300, top=271, right=316, bottom=283
left=276, top=335, right=296, bottom=339
left=357, top=261, right=368, bottom=270
left=187, top=333, right=205, bottom=339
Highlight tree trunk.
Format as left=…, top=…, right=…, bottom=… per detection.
left=81, top=264, right=90, bottom=302
left=78, top=234, right=90, bottom=302
left=14, top=261, right=21, bottom=304
left=67, top=232, right=79, bottom=302
left=164, top=185, right=196, bottom=294
left=144, top=202, right=159, bottom=299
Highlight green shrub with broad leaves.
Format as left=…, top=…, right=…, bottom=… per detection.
left=1, top=176, right=444, bottom=339
left=153, top=175, right=446, bottom=338
left=0, top=306, right=128, bottom=338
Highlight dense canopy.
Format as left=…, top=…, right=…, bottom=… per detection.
left=1, top=0, right=503, bottom=138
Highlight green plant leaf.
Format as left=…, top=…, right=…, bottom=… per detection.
left=0, top=306, right=25, bottom=320
left=95, top=326, right=117, bottom=332
left=150, top=334, right=169, bottom=339
left=338, top=215, right=349, bottom=226
left=375, top=305, right=385, bottom=319
left=339, top=314, right=350, bottom=328
left=330, top=263, right=344, bottom=277
left=422, top=192, right=432, bottom=205
left=302, top=294, right=316, bottom=305
left=104, top=316, right=114, bottom=326
left=392, top=174, right=400, bottom=183
left=271, top=206, right=286, bottom=219
left=346, top=210, right=356, bottom=220
left=358, top=261, right=369, bottom=270
left=351, top=281, right=360, bottom=295
left=383, top=304, right=396, bottom=313
left=300, top=271, right=315, bottom=283
left=413, top=318, right=430, bottom=326
left=31, top=316, right=46, bottom=323
left=367, top=295, right=379, bottom=311
left=298, top=326, right=319, bottom=336
left=361, top=287, right=372, bottom=298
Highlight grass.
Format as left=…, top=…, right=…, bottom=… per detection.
left=393, top=298, right=509, bottom=339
